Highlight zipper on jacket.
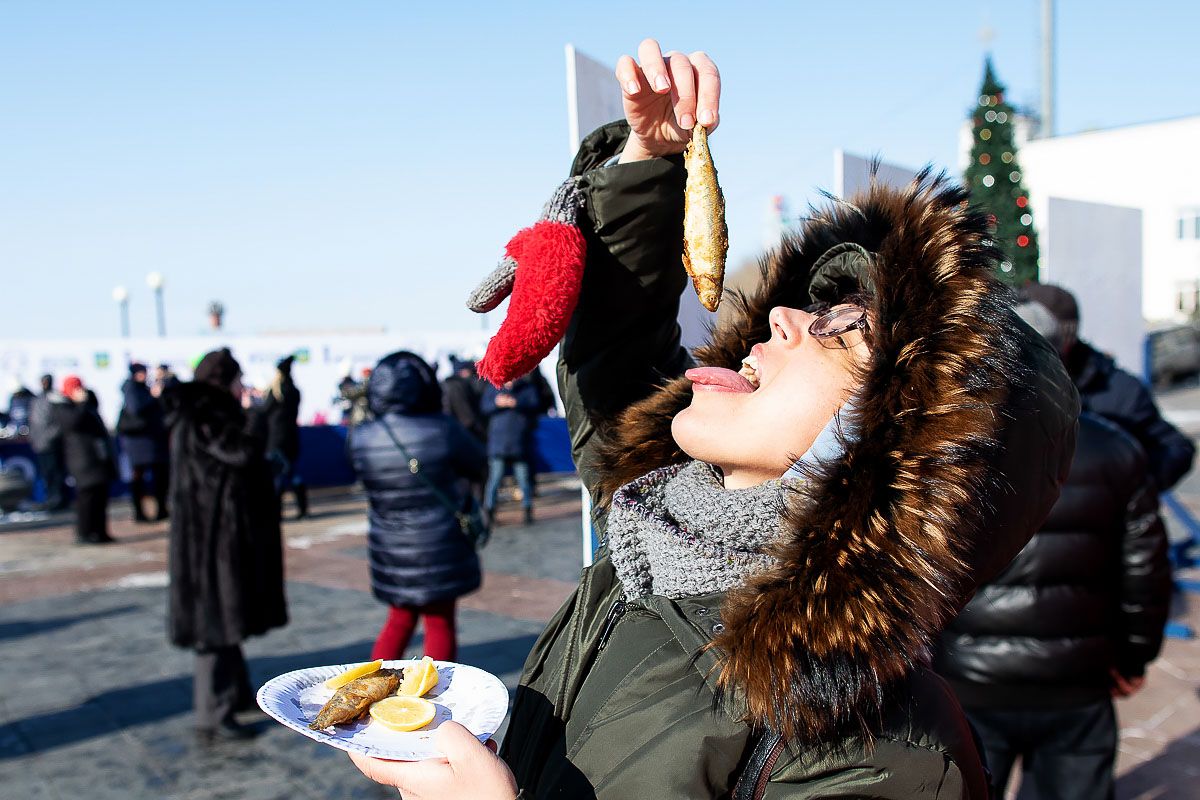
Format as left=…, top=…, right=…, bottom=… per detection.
left=597, top=598, right=627, bottom=651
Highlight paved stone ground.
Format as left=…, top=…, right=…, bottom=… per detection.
left=0, top=479, right=582, bottom=800
left=3, top=407, right=1200, bottom=799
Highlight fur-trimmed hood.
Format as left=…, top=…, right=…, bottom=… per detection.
left=595, top=171, right=1079, bottom=743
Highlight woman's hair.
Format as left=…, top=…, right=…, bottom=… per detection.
left=193, top=348, right=242, bottom=390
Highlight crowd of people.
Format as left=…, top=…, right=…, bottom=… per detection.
left=2, top=36, right=1195, bottom=800
left=7, top=348, right=556, bottom=742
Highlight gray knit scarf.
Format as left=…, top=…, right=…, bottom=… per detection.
left=607, top=460, right=798, bottom=599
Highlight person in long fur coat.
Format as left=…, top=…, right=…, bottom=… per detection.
left=163, top=348, right=287, bottom=743
left=350, top=40, right=1079, bottom=799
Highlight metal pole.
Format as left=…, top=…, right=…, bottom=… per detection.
left=120, top=300, right=130, bottom=338
left=1041, top=0, right=1055, bottom=137
left=155, top=287, right=166, bottom=337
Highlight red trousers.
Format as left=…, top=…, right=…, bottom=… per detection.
left=371, top=599, right=457, bottom=662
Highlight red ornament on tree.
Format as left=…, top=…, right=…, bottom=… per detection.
left=1016, top=234, right=1030, bottom=248
left=1016, top=196, right=1028, bottom=208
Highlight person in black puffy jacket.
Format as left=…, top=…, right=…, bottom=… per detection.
left=349, top=351, right=486, bottom=662
left=118, top=363, right=170, bottom=522
left=935, top=302, right=1173, bottom=800
left=1023, top=282, right=1196, bottom=491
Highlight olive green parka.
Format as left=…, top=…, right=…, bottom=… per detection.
left=499, top=123, right=1080, bottom=799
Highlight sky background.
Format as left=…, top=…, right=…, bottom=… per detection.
left=3, top=0, right=1198, bottom=340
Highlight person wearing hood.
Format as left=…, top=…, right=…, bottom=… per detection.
left=59, top=375, right=117, bottom=544
left=117, top=362, right=170, bottom=522
left=349, top=41, right=1078, bottom=800
left=1023, top=282, right=1196, bottom=492
left=262, top=355, right=308, bottom=519
left=348, top=351, right=487, bottom=663
left=162, top=348, right=287, bottom=743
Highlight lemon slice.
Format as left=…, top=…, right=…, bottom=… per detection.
left=324, top=659, right=383, bottom=690
left=369, top=696, right=436, bottom=732
left=397, top=656, right=439, bottom=698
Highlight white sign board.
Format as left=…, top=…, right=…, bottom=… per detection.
left=565, top=44, right=624, bottom=155
left=834, top=149, right=920, bottom=198
left=1039, top=196, right=1145, bottom=376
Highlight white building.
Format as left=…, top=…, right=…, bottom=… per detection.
left=1016, top=115, right=1200, bottom=323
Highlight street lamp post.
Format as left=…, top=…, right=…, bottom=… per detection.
left=112, top=286, right=130, bottom=338
left=146, top=272, right=166, bottom=337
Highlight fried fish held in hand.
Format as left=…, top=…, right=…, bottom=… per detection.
left=682, top=123, right=728, bottom=312
left=309, top=668, right=403, bottom=730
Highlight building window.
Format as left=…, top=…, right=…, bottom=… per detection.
left=1178, top=282, right=1200, bottom=315
left=1179, top=210, right=1200, bottom=240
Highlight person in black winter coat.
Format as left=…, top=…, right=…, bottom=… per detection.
left=481, top=377, right=540, bottom=523
left=162, top=348, right=287, bottom=743
left=58, top=376, right=116, bottom=544
left=1023, top=282, right=1196, bottom=491
left=261, top=356, right=308, bottom=518
left=349, top=351, right=486, bottom=663
left=118, top=363, right=170, bottom=522
left=935, top=304, right=1172, bottom=800
left=442, top=357, right=487, bottom=443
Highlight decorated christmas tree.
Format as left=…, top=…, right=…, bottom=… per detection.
left=964, top=57, right=1040, bottom=285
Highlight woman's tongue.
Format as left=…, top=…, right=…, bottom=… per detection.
left=685, top=367, right=756, bottom=394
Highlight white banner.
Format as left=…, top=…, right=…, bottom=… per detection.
left=0, top=332, right=501, bottom=428
left=1039, top=197, right=1145, bottom=376
left=834, top=149, right=920, bottom=198
left=565, top=44, right=624, bottom=155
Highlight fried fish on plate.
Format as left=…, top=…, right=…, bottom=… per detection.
left=308, top=668, right=403, bottom=731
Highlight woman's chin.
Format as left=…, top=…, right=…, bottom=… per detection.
left=670, top=405, right=725, bottom=463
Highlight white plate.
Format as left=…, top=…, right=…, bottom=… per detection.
left=257, top=659, right=509, bottom=761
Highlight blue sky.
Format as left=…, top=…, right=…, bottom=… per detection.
left=3, top=0, right=1197, bottom=339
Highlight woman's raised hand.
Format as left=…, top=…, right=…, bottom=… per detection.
left=616, top=38, right=721, bottom=163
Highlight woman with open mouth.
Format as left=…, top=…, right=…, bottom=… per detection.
left=350, top=38, right=1080, bottom=800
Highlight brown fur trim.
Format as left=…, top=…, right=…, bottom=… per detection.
left=597, top=171, right=1028, bottom=743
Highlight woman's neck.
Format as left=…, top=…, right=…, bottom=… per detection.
left=720, top=464, right=781, bottom=490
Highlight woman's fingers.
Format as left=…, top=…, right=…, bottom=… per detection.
left=689, top=50, right=721, bottom=129
left=637, top=38, right=670, bottom=93
left=615, top=54, right=644, bottom=98
left=665, top=52, right=697, bottom=130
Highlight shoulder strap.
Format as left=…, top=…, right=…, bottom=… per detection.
left=732, top=730, right=785, bottom=800
left=377, top=417, right=463, bottom=520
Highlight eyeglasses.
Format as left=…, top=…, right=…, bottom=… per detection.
left=805, top=302, right=870, bottom=349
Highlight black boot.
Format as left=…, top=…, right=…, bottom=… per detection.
left=195, top=718, right=259, bottom=744
left=130, top=484, right=150, bottom=523
left=294, top=483, right=309, bottom=520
